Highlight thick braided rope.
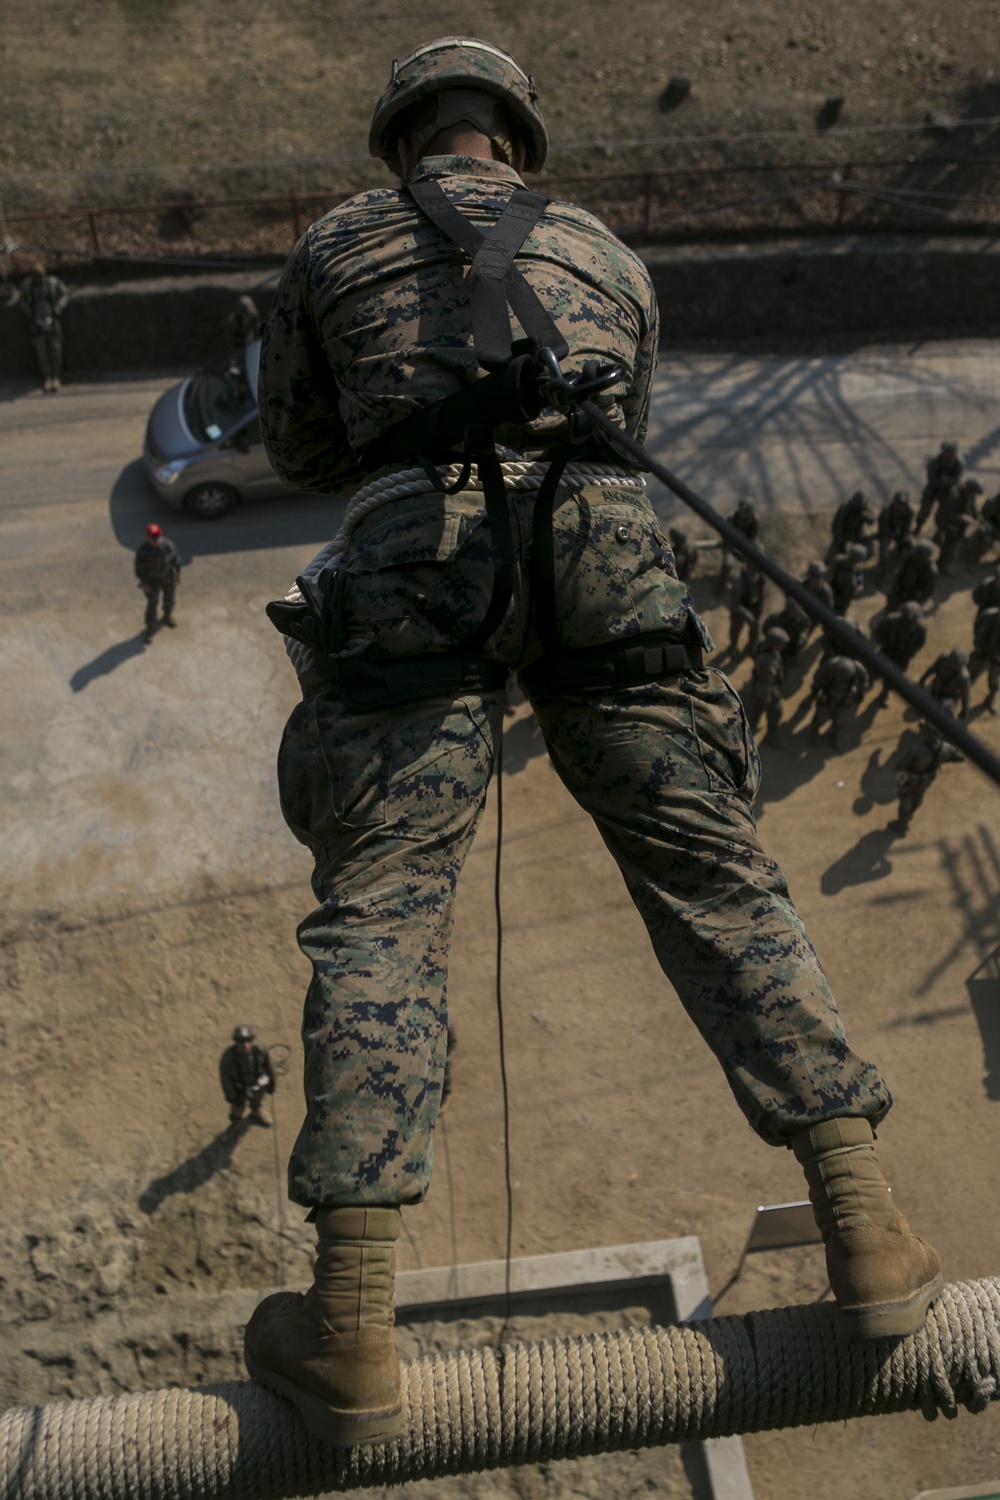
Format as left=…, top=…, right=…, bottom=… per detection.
left=281, top=460, right=645, bottom=680
left=4, top=1280, right=1000, bottom=1500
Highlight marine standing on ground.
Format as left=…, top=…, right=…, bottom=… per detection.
left=890, top=725, right=963, bottom=835
left=872, top=602, right=927, bottom=709
left=831, top=490, right=875, bottom=558
left=219, top=1024, right=276, bottom=1127
left=134, top=523, right=181, bottom=642
left=916, top=441, right=963, bottom=533
left=19, top=262, right=69, bottom=393
left=243, top=37, right=942, bottom=1448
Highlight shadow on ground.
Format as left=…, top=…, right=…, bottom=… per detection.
left=821, top=827, right=899, bottom=894
left=109, top=459, right=346, bottom=562
left=70, top=631, right=148, bottom=691
left=138, top=1123, right=248, bottom=1213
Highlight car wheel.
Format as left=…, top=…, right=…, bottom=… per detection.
left=183, top=481, right=238, bottom=519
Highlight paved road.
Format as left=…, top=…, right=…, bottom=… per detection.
left=645, top=337, right=1000, bottom=519
left=2, top=341, right=998, bottom=915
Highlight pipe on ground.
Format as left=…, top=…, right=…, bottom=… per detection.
left=4, top=1278, right=1000, bottom=1499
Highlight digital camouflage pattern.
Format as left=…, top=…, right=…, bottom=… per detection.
left=259, top=155, right=658, bottom=498
left=368, top=37, right=549, bottom=174
left=262, top=151, right=891, bottom=1209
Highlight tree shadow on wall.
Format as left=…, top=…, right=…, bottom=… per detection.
left=967, top=946, right=1000, bottom=1102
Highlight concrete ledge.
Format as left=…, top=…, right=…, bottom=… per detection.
left=3, top=235, right=1000, bottom=379
left=643, top=234, right=1000, bottom=343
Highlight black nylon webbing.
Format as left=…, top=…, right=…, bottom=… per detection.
left=528, top=446, right=574, bottom=656
left=408, top=179, right=568, bottom=368
left=462, top=428, right=518, bottom=655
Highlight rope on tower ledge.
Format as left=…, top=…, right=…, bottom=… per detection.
left=4, top=1278, right=1000, bottom=1500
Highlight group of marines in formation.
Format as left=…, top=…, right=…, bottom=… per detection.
left=666, top=442, right=1000, bottom=835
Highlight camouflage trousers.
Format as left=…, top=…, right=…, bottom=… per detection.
left=30, top=326, right=63, bottom=383
left=277, top=481, right=890, bottom=1207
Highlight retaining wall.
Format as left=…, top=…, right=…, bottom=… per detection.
left=2, top=236, right=1000, bottom=380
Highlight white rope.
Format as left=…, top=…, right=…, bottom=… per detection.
left=281, top=459, right=646, bottom=681
left=5, top=1279, right=1000, bottom=1499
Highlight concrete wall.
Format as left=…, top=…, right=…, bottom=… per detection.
left=2, top=236, right=999, bottom=380
left=642, top=235, right=1000, bottom=343
left=1, top=269, right=277, bottom=380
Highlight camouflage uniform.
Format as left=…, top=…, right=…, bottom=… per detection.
left=972, top=493, right=1000, bottom=563
left=762, top=596, right=811, bottom=658
left=831, top=492, right=875, bottom=558
left=886, top=542, right=938, bottom=612
left=261, top=153, right=889, bottom=1208
left=890, top=731, right=963, bottom=834
left=802, top=562, right=834, bottom=627
left=877, top=492, right=914, bottom=573
left=134, top=535, right=181, bottom=636
left=745, top=631, right=787, bottom=738
left=718, top=499, right=760, bottom=587
left=916, top=444, right=963, bottom=533
left=872, top=604, right=927, bottom=707
left=973, top=572, right=1000, bottom=616
left=918, top=650, right=971, bottom=720
left=935, top=479, right=981, bottom=575
left=668, top=526, right=698, bottom=583
left=969, top=607, right=1000, bottom=713
left=19, top=270, right=69, bottom=389
left=220, top=1040, right=276, bottom=1123
left=808, top=654, right=870, bottom=749
left=829, top=548, right=865, bottom=615
left=727, top=563, right=766, bottom=655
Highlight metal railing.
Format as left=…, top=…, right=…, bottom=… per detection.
left=5, top=156, right=1000, bottom=263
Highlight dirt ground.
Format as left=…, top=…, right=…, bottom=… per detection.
left=2, top=341, right=1000, bottom=1498
left=3, top=0, right=1000, bottom=213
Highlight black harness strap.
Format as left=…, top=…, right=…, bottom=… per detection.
left=529, top=444, right=574, bottom=657
left=462, top=426, right=518, bottom=654
left=268, top=183, right=703, bottom=711
left=518, top=625, right=704, bottom=698
left=408, top=180, right=568, bottom=368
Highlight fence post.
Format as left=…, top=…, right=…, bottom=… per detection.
left=643, top=173, right=654, bottom=234
left=87, top=210, right=102, bottom=253
left=834, top=162, right=853, bottom=227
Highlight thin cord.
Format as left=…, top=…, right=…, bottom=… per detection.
left=439, top=1117, right=459, bottom=1300
left=265, top=1042, right=292, bottom=1286
left=493, top=724, right=514, bottom=1342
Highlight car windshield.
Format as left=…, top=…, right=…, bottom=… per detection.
left=183, top=353, right=255, bottom=442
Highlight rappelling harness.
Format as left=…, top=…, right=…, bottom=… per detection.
left=266, top=180, right=704, bottom=711
left=264, top=181, right=1000, bottom=792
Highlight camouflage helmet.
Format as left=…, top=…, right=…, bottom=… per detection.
left=847, top=543, right=868, bottom=561
left=891, top=489, right=910, bottom=504
left=941, top=441, right=958, bottom=454
left=948, top=647, right=969, bottom=665
left=915, top=539, right=935, bottom=556
left=233, top=1024, right=256, bottom=1043
left=668, top=525, right=688, bottom=544
left=960, top=478, right=983, bottom=496
left=806, top=560, right=826, bottom=577
left=369, top=37, right=548, bottom=176
left=848, top=489, right=867, bottom=507
left=764, top=626, right=790, bottom=649
left=900, top=600, right=923, bottom=620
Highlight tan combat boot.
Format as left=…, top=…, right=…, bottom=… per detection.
left=792, top=1117, right=943, bottom=1339
left=244, top=1206, right=402, bottom=1445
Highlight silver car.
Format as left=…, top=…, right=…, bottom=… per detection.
left=143, top=338, right=290, bottom=518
